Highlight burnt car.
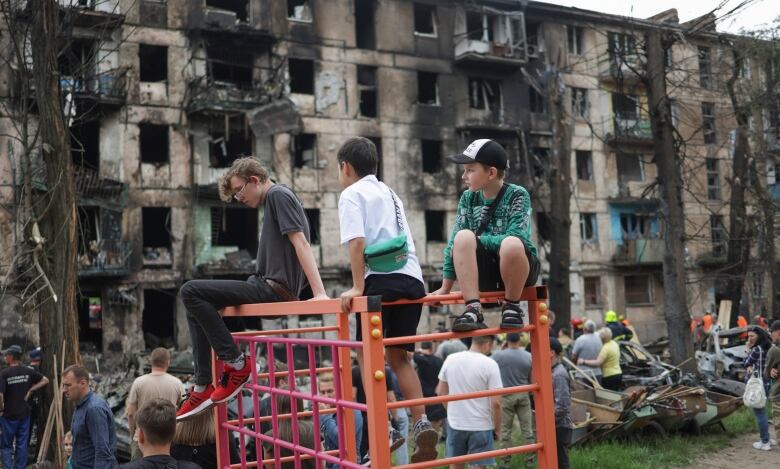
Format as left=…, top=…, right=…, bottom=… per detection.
left=695, top=325, right=748, bottom=381
left=618, top=340, right=681, bottom=387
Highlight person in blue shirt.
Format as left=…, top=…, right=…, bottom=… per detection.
left=61, top=365, right=117, bottom=469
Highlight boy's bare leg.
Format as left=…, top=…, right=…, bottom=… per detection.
left=387, top=348, right=425, bottom=422
left=499, top=237, right=530, bottom=301
left=452, top=230, right=480, bottom=301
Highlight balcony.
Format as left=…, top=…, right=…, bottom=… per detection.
left=61, top=68, right=128, bottom=113
left=453, top=11, right=526, bottom=72
left=187, top=77, right=272, bottom=115
left=613, top=239, right=664, bottom=265
left=600, top=55, right=644, bottom=85
left=74, top=166, right=128, bottom=209
left=78, top=239, right=131, bottom=278
left=187, top=6, right=275, bottom=51
left=607, top=115, right=653, bottom=147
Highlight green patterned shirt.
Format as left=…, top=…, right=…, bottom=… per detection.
left=442, top=183, right=536, bottom=280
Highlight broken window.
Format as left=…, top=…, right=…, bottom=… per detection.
left=698, top=46, right=712, bottom=89
left=706, top=158, right=721, bottom=200
left=304, top=208, right=320, bottom=245
left=71, top=121, right=100, bottom=170
left=208, top=0, right=248, bottom=22
left=751, top=271, right=764, bottom=298
left=571, top=87, right=588, bottom=118
left=77, top=206, right=100, bottom=257
left=139, top=123, right=169, bottom=164
left=77, top=292, right=103, bottom=352
left=139, top=44, right=167, bottom=82
left=421, top=139, right=442, bottom=173
left=293, top=133, right=317, bottom=169
left=584, top=276, right=601, bottom=306
left=580, top=212, right=598, bottom=243
left=209, top=48, right=253, bottom=88
left=536, top=212, right=551, bottom=242
left=209, top=118, right=253, bottom=168
left=612, top=93, right=638, bottom=119
left=576, top=150, right=592, bottom=181
left=425, top=210, right=446, bottom=242
left=608, top=32, right=636, bottom=65
left=211, top=206, right=259, bottom=253
left=357, top=66, right=377, bottom=118
left=142, top=207, right=172, bottom=265
left=619, top=213, right=653, bottom=240
left=59, top=39, right=96, bottom=92
left=567, top=25, right=583, bottom=55
left=469, top=78, right=501, bottom=112
left=140, top=0, right=168, bottom=28
left=710, top=215, right=726, bottom=257
left=532, top=147, right=549, bottom=179
left=414, top=3, right=436, bottom=35
left=617, top=153, right=644, bottom=182
left=355, top=0, right=376, bottom=50
left=624, top=274, right=652, bottom=305
left=529, top=87, right=547, bottom=114
left=142, top=289, right=176, bottom=349
left=289, top=58, right=314, bottom=94
left=466, top=11, right=486, bottom=41
left=417, top=72, right=438, bottom=105
left=702, top=102, right=716, bottom=144
left=287, top=0, right=312, bottom=22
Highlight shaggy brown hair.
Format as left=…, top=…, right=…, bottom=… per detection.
left=217, top=157, right=269, bottom=202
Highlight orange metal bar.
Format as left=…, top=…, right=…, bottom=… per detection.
left=387, top=383, right=540, bottom=409
left=226, top=407, right=338, bottom=426
left=222, top=297, right=369, bottom=317
left=232, top=325, right=339, bottom=336
left=360, top=299, right=391, bottom=469
left=529, top=301, right=558, bottom=469
left=382, top=325, right=536, bottom=347
left=228, top=449, right=339, bottom=469
left=395, top=442, right=544, bottom=469
left=255, top=366, right=333, bottom=380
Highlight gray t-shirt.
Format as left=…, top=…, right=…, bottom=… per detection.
left=256, top=184, right=310, bottom=297
left=571, top=333, right=603, bottom=377
left=491, top=348, right=532, bottom=388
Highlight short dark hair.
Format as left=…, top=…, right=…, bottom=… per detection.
left=505, top=333, right=521, bottom=343
left=420, top=341, right=433, bottom=350
left=63, top=365, right=90, bottom=383
left=473, top=335, right=495, bottom=346
left=479, top=163, right=505, bottom=179
left=771, top=320, right=780, bottom=332
left=337, top=137, right=378, bottom=177
left=136, top=399, right=177, bottom=445
left=150, top=348, right=170, bottom=368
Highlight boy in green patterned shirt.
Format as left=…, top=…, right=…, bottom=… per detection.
left=432, top=139, right=540, bottom=331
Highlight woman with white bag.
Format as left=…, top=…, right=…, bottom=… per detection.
left=744, top=326, right=774, bottom=451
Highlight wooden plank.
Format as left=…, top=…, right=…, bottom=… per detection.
left=717, top=300, right=732, bottom=329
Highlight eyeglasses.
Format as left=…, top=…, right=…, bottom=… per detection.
left=232, top=181, right=252, bottom=201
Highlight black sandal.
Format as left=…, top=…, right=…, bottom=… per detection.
left=500, top=302, right=526, bottom=329
left=452, top=305, right=488, bottom=332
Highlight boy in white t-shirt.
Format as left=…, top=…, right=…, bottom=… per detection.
left=437, top=335, right=503, bottom=469
left=336, top=137, right=439, bottom=462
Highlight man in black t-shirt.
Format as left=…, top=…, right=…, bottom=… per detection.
left=120, top=399, right=201, bottom=469
left=412, top=342, right=446, bottom=429
left=0, top=345, right=49, bottom=469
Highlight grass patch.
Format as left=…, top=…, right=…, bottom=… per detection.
left=570, top=406, right=755, bottom=469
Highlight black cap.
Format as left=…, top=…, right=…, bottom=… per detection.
left=2, top=345, right=22, bottom=357
left=770, top=320, right=780, bottom=332
left=506, top=332, right=521, bottom=343
left=421, top=341, right=433, bottom=350
left=549, top=338, right=563, bottom=355
left=448, top=139, right=509, bottom=170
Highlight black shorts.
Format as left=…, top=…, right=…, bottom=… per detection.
left=476, top=239, right=540, bottom=293
left=355, top=274, right=426, bottom=352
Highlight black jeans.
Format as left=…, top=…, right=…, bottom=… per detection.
left=180, top=276, right=281, bottom=385
left=556, top=426, right=572, bottom=469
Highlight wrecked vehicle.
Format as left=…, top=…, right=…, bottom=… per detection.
left=618, top=340, right=682, bottom=388
left=696, top=325, right=748, bottom=381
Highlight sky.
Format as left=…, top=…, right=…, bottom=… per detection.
left=537, top=0, right=780, bottom=34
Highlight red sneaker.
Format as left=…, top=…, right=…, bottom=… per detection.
left=176, top=384, right=215, bottom=420
left=210, top=358, right=251, bottom=403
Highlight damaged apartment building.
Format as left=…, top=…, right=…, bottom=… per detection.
left=0, top=0, right=771, bottom=356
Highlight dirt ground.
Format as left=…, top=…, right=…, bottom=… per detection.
left=689, top=432, right=779, bottom=468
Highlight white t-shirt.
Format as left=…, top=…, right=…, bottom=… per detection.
left=438, top=350, right=503, bottom=431
left=338, top=175, right=423, bottom=282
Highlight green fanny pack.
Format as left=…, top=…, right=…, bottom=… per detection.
left=364, top=232, right=409, bottom=272
left=363, top=188, right=409, bottom=272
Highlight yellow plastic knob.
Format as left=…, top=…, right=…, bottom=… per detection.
left=371, top=328, right=382, bottom=339
left=370, top=315, right=381, bottom=326
left=539, top=302, right=548, bottom=313
left=539, top=315, right=549, bottom=325
left=374, top=370, right=385, bottom=381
